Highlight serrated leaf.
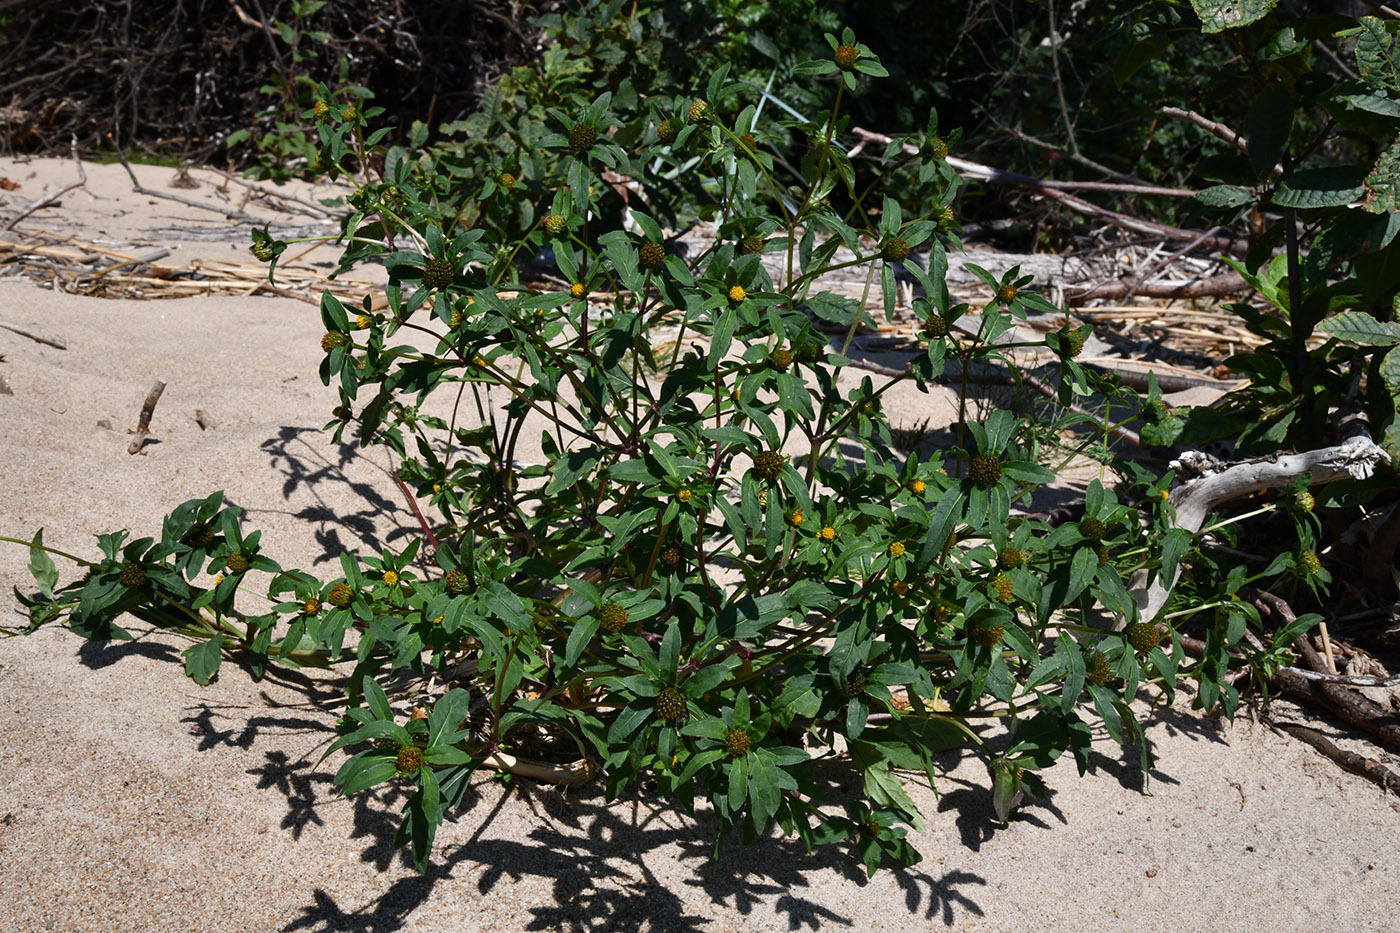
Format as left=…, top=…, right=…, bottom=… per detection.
left=1381, top=345, right=1400, bottom=394
left=1365, top=136, right=1400, bottom=214
left=1381, top=348, right=1400, bottom=460
left=1190, top=0, right=1279, bottom=33
left=1356, top=16, right=1400, bottom=92
left=1087, top=683, right=1125, bottom=745
left=340, top=756, right=398, bottom=795
left=1190, top=185, right=1255, bottom=209
left=862, top=760, right=919, bottom=819
left=1316, top=310, right=1400, bottom=346
left=1333, top=87, right=1400, bottom=119
left=565, top=616, right=598, bottom=668
left=427, top=688, right=471, bottom=747
left=1272, top=167, right=1366, bottom=209
left=748, top=752, right=781, bottom=833
left=364, top=677, right=394, bottom=721
left=1159, top=528, right=1193, bottom=590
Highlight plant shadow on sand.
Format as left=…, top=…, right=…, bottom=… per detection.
left=256, top=425, right=421, bottom=566
left=166, top=688, right=992, bottom=933
left=278, top=768, right=991, bottom=933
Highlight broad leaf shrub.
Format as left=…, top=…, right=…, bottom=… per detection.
left=1137, top=1, right=1400, bottom=460
left=11, top=24, right=1332, bottom=876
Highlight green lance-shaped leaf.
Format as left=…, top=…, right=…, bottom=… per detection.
left=27, top=529, right=57, bottom=599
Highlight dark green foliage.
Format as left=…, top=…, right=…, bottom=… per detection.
left=17, top=6, right=1385, bottom=882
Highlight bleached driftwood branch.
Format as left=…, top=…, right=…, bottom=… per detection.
left=845, top=127, right=1239, bottom=251
left=1132, top=433, right=1392, bottom=624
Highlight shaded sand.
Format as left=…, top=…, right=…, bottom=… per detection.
left=1, top=157, right=1399, bottom=932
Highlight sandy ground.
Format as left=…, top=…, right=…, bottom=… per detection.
left=1, top=156, right=1399, bottom=933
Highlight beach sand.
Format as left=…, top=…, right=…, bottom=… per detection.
left=1, top=155, right=1398, bottom=932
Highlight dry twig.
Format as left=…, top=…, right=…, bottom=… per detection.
left=2, top=135, right=84, bottom=231
left=127, top=379, right=166, bottom=455
left=1273, top=722, right=1400, bottom=794
left=0, top=319, right=66, bottom=349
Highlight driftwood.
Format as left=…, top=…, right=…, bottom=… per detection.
left=0, top=318, right=66, bottom=349
left=1253, top=591, right=1400, bottom=756
left=846, top=127, right=1240, bottom=252
left=1177, top=597, right=1400, bottom=793
left=1273, top=722, right=1400, bottom=794
left=1066, top=272, right=1248, bottom=305
left=127, top=379, right=166, bottom=454
left=1131, top=430, right=1392, bottom=624
left=481, top=750, right=595, bottom=787
left=115, top=149, right=269, bottom=226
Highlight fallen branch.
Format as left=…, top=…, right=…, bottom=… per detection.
left=200, top=166, right=340, bottom=218
left=1253, top=591, right=1400, bottom=755
left=1272, top=722, right=1400, bottom=794
left=2, top=135, right=85, bottom=232
left=1121, top=226, right=1224, bottom=303
left=114, top=147, right=269, bottom=226
left=480, top=750, right=595, bottom=787
left=1276, top=666, right=1400, bottom=688
left=128, top=379, right=167, bottom=455
left=1067, top=272, right=1247, bottom=305
left=1132, top=429, right=1391, bottom=623
left=847, top=128, right=1240, bottom=250
left=1159, top=107, right=1284, bottom=180
left=0, top=319, right=66, bottom=350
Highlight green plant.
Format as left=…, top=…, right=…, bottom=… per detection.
left=226, top=0, right=372, bottom=181
left=9, top=17, right=1337, bottom=878
left=1118, top=2, right=1400, bottom=462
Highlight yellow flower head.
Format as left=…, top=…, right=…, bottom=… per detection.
left=889, top=541, right=906, bottom=559
left=677, top=487, right=692, bottom=503
left=728, top=284, right=746, bottom=303
left=570, top=282, right=586, bottom=299
left=383, top=570, right=399, bottom=586
left=820, top=526, right=836, bottom=542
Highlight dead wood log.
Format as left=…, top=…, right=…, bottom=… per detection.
left=1066, top=272, right=1248, bottom=305
left=1272, top=722, right=1400, bottom=794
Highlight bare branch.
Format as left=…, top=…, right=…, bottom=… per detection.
left=2, top=136, right=85, bottom=232
left=128, top=379, right=167, bottom=455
